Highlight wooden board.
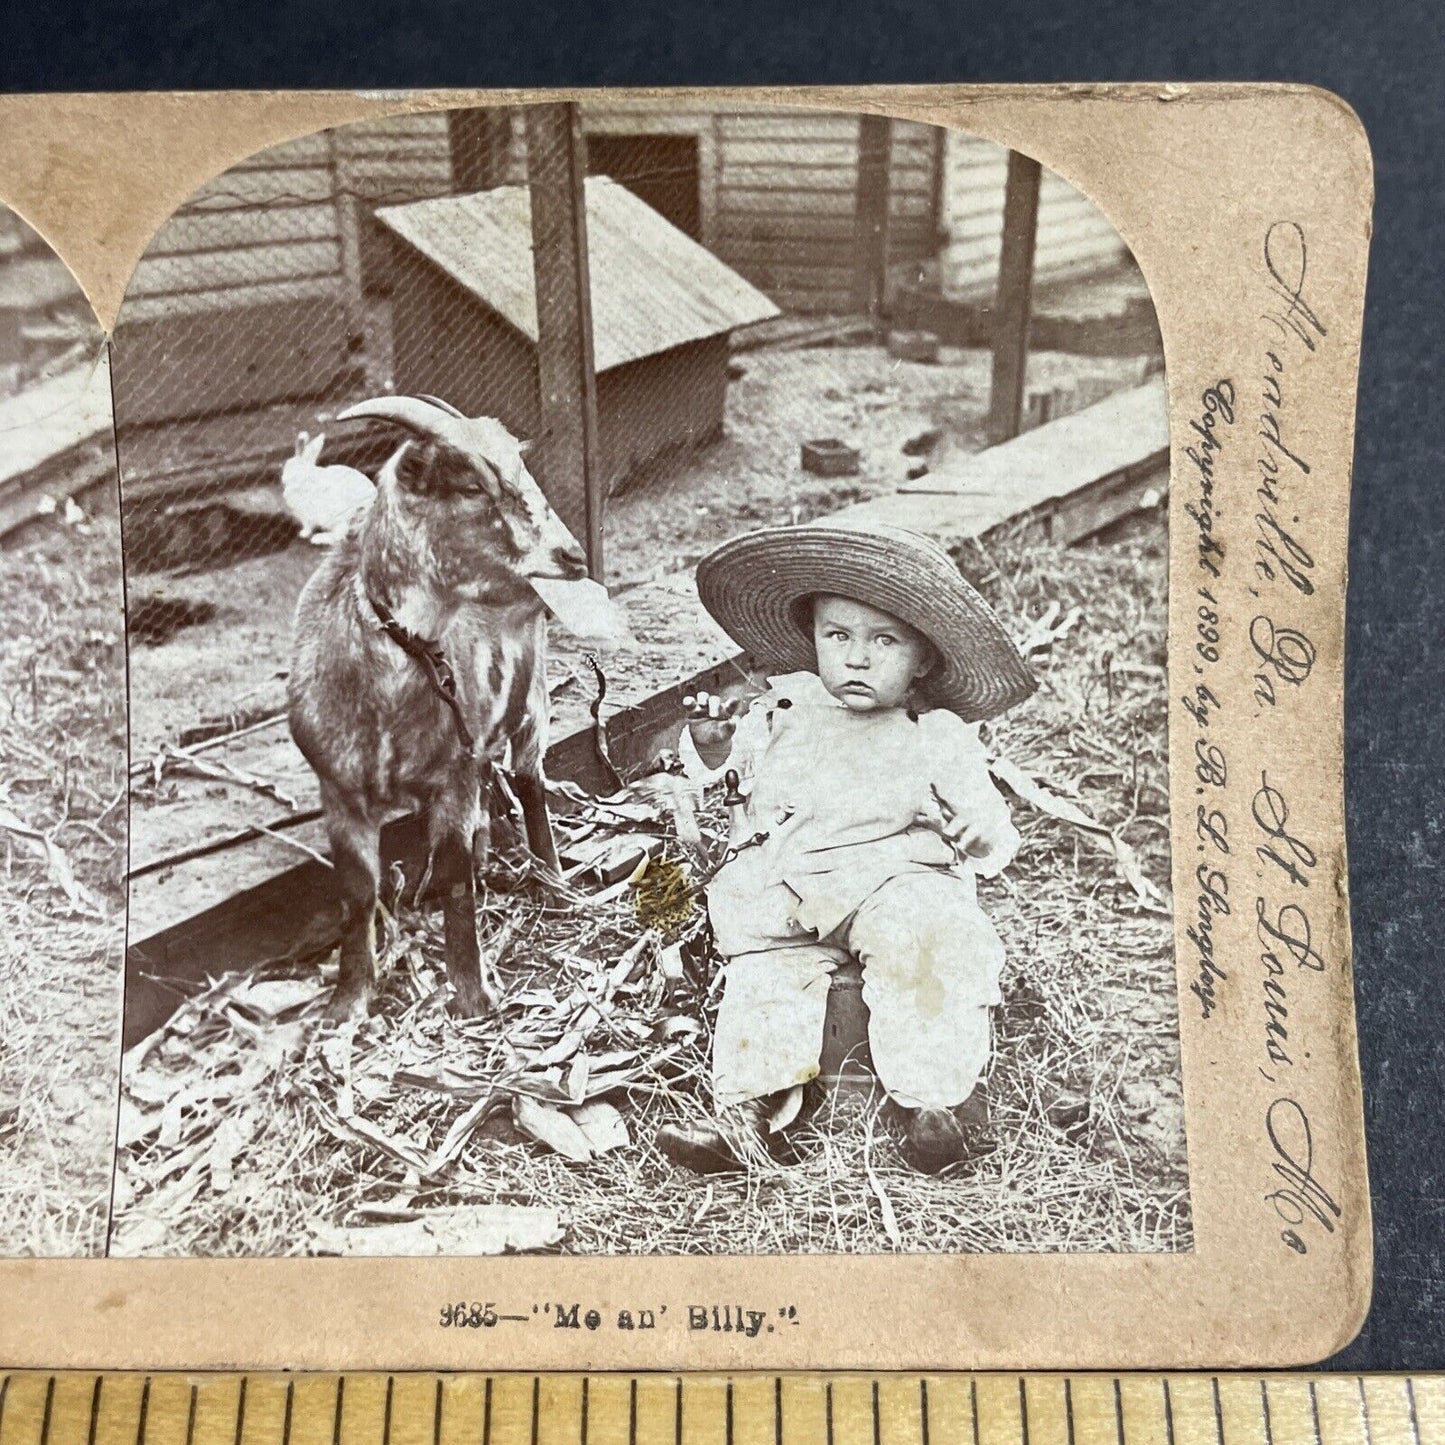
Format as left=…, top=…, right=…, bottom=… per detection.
left=897, top=374, right=1169, bottom=503
left=0, top=357, right=111, bottom=490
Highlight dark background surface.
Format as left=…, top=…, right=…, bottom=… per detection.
left=0, top=0, right=1439, bottom=1370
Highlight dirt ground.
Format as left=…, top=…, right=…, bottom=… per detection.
left=0, top=484, right=127, bottom=1256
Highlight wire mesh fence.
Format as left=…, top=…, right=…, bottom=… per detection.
left=109, top=102, right=1158, bottom=641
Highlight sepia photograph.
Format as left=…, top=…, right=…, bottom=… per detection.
left=0, top=205, right=126, bottom=1257
left=95, top=99, right=1184, bottom=1260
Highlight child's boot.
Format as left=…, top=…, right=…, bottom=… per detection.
left=657, top=1096, right=781, bottom=1175
left=902, top=1107, right=969, bottom=1173
left=900, top=1086, right=993, bottom=1173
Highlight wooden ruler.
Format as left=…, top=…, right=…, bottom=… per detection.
left=0, top=1376, right=1441, bottom=1445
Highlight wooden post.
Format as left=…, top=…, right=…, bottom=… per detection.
left=986, top=149, right=1042, bottom=445
left=851, top=114, right=892, bottom=323
left=448, top=108, right=514, bottom=192
left=525, top=102, right=605, bottom=580
left=326, top=130, right=364, bottom=335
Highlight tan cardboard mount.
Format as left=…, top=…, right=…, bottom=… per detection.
left=0, top=84, right=1373, bottom=1372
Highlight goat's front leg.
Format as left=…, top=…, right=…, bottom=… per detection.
left=428, top=785, right=495, bottom=1018
left=513, top=768, right=562, bottom=879
left=322, top=791, right=382, bottom=1022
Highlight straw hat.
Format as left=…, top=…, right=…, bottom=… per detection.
left=696, top=519, right=1037, bottom=722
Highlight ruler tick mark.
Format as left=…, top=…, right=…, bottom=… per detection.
left=1261, top=1380, right=1275, bottom=1445
left=970, top=1381, right=980, bottom=1445
left=920, top=1381, right=930, bottom=1445
left=727, top=1381, right=735, bottom=1445
left=827, top=1383, right=835, bottom=1445
left=1358, top=1377, right=1373, bottom=1445
left=581, top=1377, right=590, bottom=1445
left=1212, top=1379, right=1224, bottom=1445
left=1020, top=1378, right=1032, bottom=1445
left=384, top=1380, right=395, bottom=1445
left=136, top=1378, right=152, bottom=1445
left=1113, top=1380, right=1124, bottom=1445
left=1064, top=1380, right=1075, bottom=1445
left=38, top=1377, right=56, bottom=1445
left=1163, top=1380, right=1176, bottom=1445
left=530, top=1378, right=540, bottom=1445
left=483, top=1378, right=493, bottom=1445
left=674, top=1379, right=682, bottom=1445
left=1405, top=1379, right=1422, bottom=1445
left=185, top=1386, right=198, bottom=1445
left=234, top=1379, right=248, bottom=1445
left=1308, top=1383, right=1322, bottom=1445
left=774, top=1377, right=783, bottom=1445
left=872, top=1381, right=881, bottom=1445
left=88, top=1376, right=104, bottom=1445
left=628, top=1380, right=637, bottom=1445
left=332, top=1377, right=345, bottom=1445
left=434, top=1380, right=443, bottom=1445
left=37, top=1376, right=56, bottom=1445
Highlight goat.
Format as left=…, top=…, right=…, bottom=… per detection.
left=287, top=395, right=588, bottom=1020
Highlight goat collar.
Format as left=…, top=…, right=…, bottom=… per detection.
left=364, top=589, right=476, bottom=756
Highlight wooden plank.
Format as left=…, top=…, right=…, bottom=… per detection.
left=722, top=139, right=861, bottom=167
left=184, top=167, right=334, bottom=209
left=720, top=161, right=934, bottom=191
left=717, top=113, right=861, bottom=140
left=526, top=101, right=605, bottom=577
left=127, top=239, right=342, bottom=299
left=716, top=187, right=932, bottom=217
left=117, top=276, right=341, bottom=326
left=717, top=214, right=868, bottom=243
left=146, top=203, right=338, bottom=255
left=335, top=157, right=454, bottom=190
left=0, top=356, right=111, bottom=489
left=718, top=162, right=858, bottom=192
left=110, top=294, right=349, bottom=423
left=899, top=376, right=1169, bottom=503
left=986, top=149, right=1042, bottom=444
left=1047, top=457, right=1169, bottom=545
left=716, top=238, right=859, bottom=266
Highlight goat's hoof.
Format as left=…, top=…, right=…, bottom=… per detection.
left=446, top=986, right=495, bottom=1020
left=324, top=985, right=373, bottom=1023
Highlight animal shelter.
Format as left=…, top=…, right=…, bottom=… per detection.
left=375, top=176, right=779, bottom=498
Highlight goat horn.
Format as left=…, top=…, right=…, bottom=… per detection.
left=413, top=393, right=467, bottom=418
left=335, top=395, right=466, bottom=441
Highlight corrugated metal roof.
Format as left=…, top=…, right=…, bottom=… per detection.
left=376, top=177, right=780, bottom=372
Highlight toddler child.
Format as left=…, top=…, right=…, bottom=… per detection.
left=657, top=519, right=1037, bottom=1174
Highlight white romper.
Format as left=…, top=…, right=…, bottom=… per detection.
left=680, top=671, right=1019, bottom=1110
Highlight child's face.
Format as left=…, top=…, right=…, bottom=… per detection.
left=812, top=595, right=935, bottom=712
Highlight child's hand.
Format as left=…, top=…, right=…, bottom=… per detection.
left=934, top=786, right=1002, bottom=861
left=945, top=816, right=997, bottom=860
left=684, top=690, right=740, bottom=766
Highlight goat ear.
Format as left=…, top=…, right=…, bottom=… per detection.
left=305, top=433, right=326, bottom=463
left=516, top=439, right=533, bottom=457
